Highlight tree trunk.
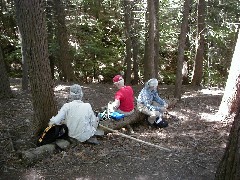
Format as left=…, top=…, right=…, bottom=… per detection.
left=131, top=1, right=140, bottom=85
left=191, top=0, right=205, bottom=86
left=123, top=0, right=132, bottom=85
left=145, top=0, right=156, bottom=80
left=14, top=0, right=58, bottom=135
left=215, top=108, right=240, bottom=179
left=53, top=0, right=75, bottom=82
left=174, top=0, right=191, bottom=99
left=0, top=47, right=13, bottom=99
left=132, top=34, right=140, bottom=85
left=215, top=30, right=240, bottom=180
left=143, top=0, right=156, bottom=81
left=154, top=0, right=160, bottom=79
left=217, top=31, right=240, bottom=119
left=46, top=0, right=55, bottom=79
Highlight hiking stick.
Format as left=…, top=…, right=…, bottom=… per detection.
left=99, top=124, right=171, bottom=152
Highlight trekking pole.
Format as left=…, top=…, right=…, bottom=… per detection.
left=99, top=124, right=171, bottom=152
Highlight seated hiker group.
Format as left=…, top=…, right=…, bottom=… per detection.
left=48, top=75, right=169, bottom=145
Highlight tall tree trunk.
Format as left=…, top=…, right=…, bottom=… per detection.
left=0, top=47, right=13, bottom=99
left=123, top=0, right=132, bottom=85
left=154, top=0, right=160, bottom=78
left=53, top=0, right=75, bottom=82
left=215, top=31, right=240, bottom=179
left=144, top=0, right=156, bottom=80
left=217, top=31, right=240, bottom=119
left=46, top=0, right=55, bottom=79
left=131, top=1, right=140, bottom=85
left=191, top=0, right=205, bottom=86
left=14, top=0, right=58, bottom=135
left=215, top=107, right=240, bottom=179
left=174, top=0, right=191, bottom=99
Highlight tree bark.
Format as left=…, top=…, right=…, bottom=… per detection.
left=21, top=139, right=71, bottom=166
left=217, top=31, right=240, bottom=118
left=53, top=0, right=75, bottom=82
left=123, top=0, right=133, bottom=85
left=131, top=0, right=140, bottom=85
left=215, top=109, right=240, bottom=179
left=174, top=0, right=191, bottom=99
left=154, top=0, right=160, bottom=79
left=100, top=111, right=147, bottom=132
left=144, top=0, right=156, bottom=80
left=14, top=0, right=58, bottom=135
left=191, top=0, right=205, bottom=86
left=0, top=47, right=13, bottom=99
left=215, top=31, right=240, bottom=180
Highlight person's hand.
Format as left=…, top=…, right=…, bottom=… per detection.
left=164, top=103, right=168, bottom=109
left=48, top=121, right=54, bottom=126
left=160, top=107, right=167, bottom=112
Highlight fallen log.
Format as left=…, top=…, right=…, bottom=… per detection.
left=99, top=110, right=147, bottom=133
left=21, top=139, right=71, bottom=166
left=98, top=97, right=178, bottom=132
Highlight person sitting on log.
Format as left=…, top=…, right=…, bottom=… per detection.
left=107, top=75, right=135, bottom=117
left=137, top=78, right=168, bottom=128
left=48, top=84, right=100, bottom=144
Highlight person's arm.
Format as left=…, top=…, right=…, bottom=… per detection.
left=112, top=91, right=121, bottom=110
left=139, top=89, right=161, bottom=111
left=140, top=90, right=166, bottom=111
left=87, top=103, right=99, bottom=129
left=49, top=104, right=68, bottom=125
left=112, top=99, right=120, bottom=110
left=154, top=92, right=167, bottom=106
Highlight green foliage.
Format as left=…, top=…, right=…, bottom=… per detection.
left=5, top=48, right=22, bottom=77
left=1, top=0, right=239, bottom=86
left=0, top=0, right=20, bottom=77
left=66, top=0, right=125, bottom=82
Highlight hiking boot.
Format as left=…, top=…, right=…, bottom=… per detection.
left=153, top=118, right=168, bottom=128
left=86, top=136, right=100, bottom=145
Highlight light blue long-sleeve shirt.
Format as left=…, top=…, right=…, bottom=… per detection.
left=137, top=83, right=166, bottom=112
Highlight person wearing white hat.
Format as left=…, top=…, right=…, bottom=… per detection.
left=137, top=78, right=168, bottom=128
left=49, top=84, right=100, bottom=144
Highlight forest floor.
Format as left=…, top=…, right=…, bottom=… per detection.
left=0, top=78, right=233, bottom=180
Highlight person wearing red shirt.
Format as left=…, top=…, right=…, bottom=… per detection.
left=109, top=75, right=134, bottom=116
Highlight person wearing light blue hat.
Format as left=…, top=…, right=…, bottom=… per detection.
left=137, top=78, right=168, bottom=128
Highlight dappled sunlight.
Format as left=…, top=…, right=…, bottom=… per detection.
left=54, top=84, right=70, bottom=91
left=139, top=131, right=168, bottom=139
left=181, top=87, right=224, bottom=99
left=10, top=85, right=21, bottom=91
left=199, top=88, right=224, bottom=95
left=170, top=110, right=192, bottom=121
left=23, top=169, right=44, bottom=179
left=200, top=113, right=222, bottom=122
left=75, top=177, right=92, bottom=180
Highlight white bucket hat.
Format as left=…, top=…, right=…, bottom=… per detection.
left=69, top=84, right=83, bottom=100
left=148, top=78, right=158, bottom=87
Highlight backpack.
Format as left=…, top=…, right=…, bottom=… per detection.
left=37, top=124, right=69, bottom=146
